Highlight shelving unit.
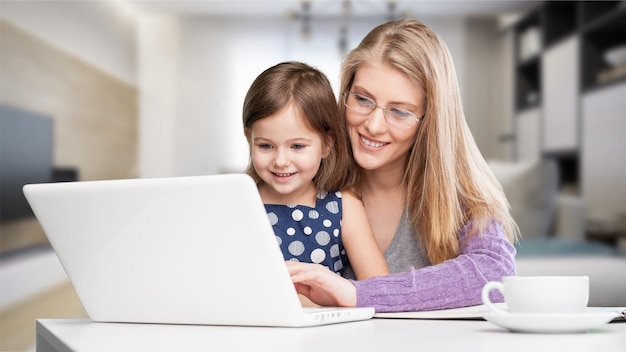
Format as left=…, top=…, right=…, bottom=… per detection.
left=543, top=1, right=577, bottom=47
left=512, top=1, right=626, bottom=191
left=514, top=9, right=541, bottom=112
left=580, top=3, right=626, bottom=92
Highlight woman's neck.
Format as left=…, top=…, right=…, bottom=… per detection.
left=358, top=164, right=408, bottom=253
left=360, top=163, right=407, bottom=197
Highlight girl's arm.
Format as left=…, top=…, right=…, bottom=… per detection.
left=340, top=190, right=390, bottom=280
left=352, top=220, right=516, bottom=312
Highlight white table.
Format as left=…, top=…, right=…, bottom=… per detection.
left=37, top=318, right=626, bottom=352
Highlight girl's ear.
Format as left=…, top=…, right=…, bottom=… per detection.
left=322, top=131, right=334, bottom=159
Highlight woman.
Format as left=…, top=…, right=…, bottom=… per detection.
left=287, top=19, right=518, bottom=313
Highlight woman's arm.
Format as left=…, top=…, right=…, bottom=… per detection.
left=353, top=221, right=516, bottom=312
left=340, top=191, right=389, bottom=279
left=288, top=220, right=516, bottom=312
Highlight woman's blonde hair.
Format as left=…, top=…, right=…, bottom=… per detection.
left=339, top=20, right=518, bottom=264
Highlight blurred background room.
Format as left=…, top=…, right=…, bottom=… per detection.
left=1, top=1, right=625, bottom=351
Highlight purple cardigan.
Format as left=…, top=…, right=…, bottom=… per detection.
left=353, top=221, right=517, bottom=312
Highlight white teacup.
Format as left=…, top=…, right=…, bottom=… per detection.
left=481, top=276, right=589, bottom=314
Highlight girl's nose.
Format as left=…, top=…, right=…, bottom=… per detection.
left=272, top=149, right=290, bottom=167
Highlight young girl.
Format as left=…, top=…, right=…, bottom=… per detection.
left=242, top=61, right=389, bottom=280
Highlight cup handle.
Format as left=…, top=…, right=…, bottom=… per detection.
left=481, top=281, right=506, bottom=313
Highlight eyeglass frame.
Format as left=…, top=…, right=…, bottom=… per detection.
left=342, top=91, right=424, bottom=129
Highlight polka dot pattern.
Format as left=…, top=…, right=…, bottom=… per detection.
left=265, top=192, right=346, bottom=274
left=288, top=241, right=305, bottom=256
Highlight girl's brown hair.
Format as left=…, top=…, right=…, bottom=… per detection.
left=243, top=61, right=353, bottom=193
left=340, top=20, right=518, bottom=264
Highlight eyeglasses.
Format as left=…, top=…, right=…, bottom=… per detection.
left=343, top=92, right=423, bottom=129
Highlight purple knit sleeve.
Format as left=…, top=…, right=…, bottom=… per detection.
left=352, top=221, right=516, bottom=312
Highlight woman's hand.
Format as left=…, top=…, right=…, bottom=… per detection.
left=286, top=261, right=357, bottom=307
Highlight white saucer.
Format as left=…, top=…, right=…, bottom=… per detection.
left=483, top=310, right=620, bottom=333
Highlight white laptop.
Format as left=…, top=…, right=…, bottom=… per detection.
left=23, top=173, right=374, bottom=327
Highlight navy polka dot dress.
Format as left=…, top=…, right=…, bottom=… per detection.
left=264, top=191, right=347, bottom=274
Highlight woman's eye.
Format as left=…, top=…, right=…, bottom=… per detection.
left=355, top=94, right=374, bottom=107
left=389, top=107, right=414, bottom=120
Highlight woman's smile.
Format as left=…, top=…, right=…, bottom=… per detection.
left=359, top=134, right=388, bottom=149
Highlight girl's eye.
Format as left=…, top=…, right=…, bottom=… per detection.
left=291, top=144, right=306, bottom=150
left=257, top=144, right=273, bottom=150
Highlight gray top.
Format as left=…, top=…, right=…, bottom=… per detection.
left=384, top=212, right=431, bottom=273
left=342, top=211, right=430, bottom=279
